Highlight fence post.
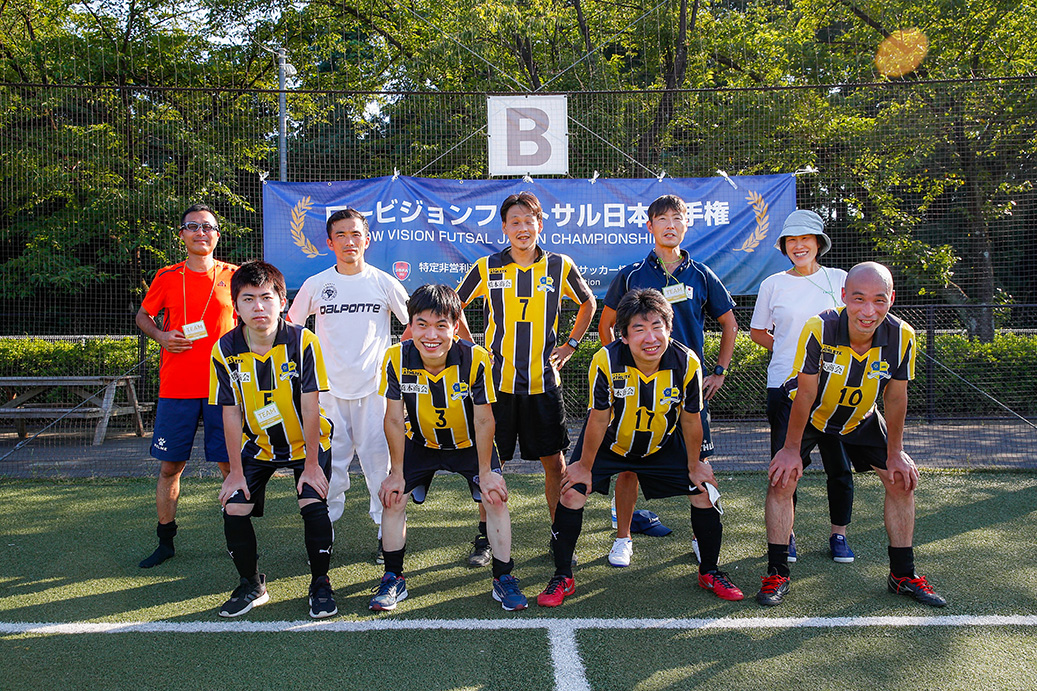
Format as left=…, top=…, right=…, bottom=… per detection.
left=926, top=305, right=936, bottom=424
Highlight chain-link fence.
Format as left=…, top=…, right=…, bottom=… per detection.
left=3, top=81, right=1037, bottom=475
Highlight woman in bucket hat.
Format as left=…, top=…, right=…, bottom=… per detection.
left=750, top=210, right=856, bottom=565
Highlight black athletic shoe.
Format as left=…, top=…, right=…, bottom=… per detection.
left=887, top=573, right=948, bottom=608
left=468, top=536, right=492, bottom=568
left=756, top=572, right=791, bottom=606
left=309, top=575, right=338, bottom=619
left=219, top=574, right=269, bottom=618
left=138, top=544, right=174, bottom=569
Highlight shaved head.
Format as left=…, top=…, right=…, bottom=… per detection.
left=846, top=262, right=894, bottom=296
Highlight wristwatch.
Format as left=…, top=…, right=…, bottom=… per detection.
left=566, top=337, right=581, bottom=350
left=713, top=364, right=728, bottom=377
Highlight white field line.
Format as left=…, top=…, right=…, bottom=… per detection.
left=2, top=614, right=1036, bottom=635
left=5, top=615, right=1036, bottom=691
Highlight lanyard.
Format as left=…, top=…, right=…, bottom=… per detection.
left=182, top=263, right=218, bottom=325
left=792, top=266, right=838, bottom=308
left=656, top=253, right=685, bottom=285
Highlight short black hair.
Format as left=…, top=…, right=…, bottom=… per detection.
left=614, top=288, right=673, bottom=338
left=407, top=284, right=463, bottom=325
left=326, top=208, right=369, bottom=239
left=181, top=203, right=218, bottom=228
left=646, top=195, right=686, bottom=220
left=500, top=191, right=543, bottom=223
left=231, top=260, right=287, bottom=303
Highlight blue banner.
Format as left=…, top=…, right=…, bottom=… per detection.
left=262, top=175, right=797, bottom=297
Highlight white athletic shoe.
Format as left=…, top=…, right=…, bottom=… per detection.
left=608, top=537, right=633, bottom=567
left=691, top=537, right=701, bottom=564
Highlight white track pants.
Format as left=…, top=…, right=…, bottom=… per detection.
left=320, top=392, right=390, bottom=526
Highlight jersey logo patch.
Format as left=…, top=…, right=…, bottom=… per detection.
left=867, top=361, right=891, bottom=380
left=450, top=381, right=470, bottom=400
left=536, top=276, right=556, bottom=292
left=279, top=362, right=298, bottom=380
left=231, top=370, right=251, bottom=383
left=487, top=279, right=513, bottom=290
left=614, top=386, right=635, bottom=398
left=659, top=386, right=682, bottom=405
left=400, top=382, right=430, bottom=394
left=822, top=361, right=846, bottom=375
left=320, top=283, right=338, bottom=301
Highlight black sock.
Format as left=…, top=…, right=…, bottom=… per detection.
left=492, top=557, right=514, bottom=580
left=138, top=521, right=178, bottom=568
left=223, top=513, right=259, bottom=581
left=889, top=546, right=915, bottom=578
left=550, top=504, right=583, bottom=578
left=301, top=502, right=333, bottom=581
left=157, top=520, right=178, bottom=546
left=768, top=543, right=791, bottom=578
left=478, top=521, right=488, bottom=539
left=383, top=547, right=405, bottom=577
left=690, top=506, right=722, bottom=574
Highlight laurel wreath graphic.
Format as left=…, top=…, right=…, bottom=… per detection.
left=291, top=196, right=325, bottom=258
left=736, top=191, right=769, bottom=252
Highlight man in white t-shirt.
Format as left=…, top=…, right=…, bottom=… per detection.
left=288, top=208, right=409, bottom=560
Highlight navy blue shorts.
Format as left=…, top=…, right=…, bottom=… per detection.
left=224, top=445, right=333, bottom=517
left=493, top=389, right=570, bottom=461
left=150, top=398, right=229, bottom=464
left=402, top=437, right=503, bottom=504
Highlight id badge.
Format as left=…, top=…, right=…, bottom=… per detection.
left=182, top=320, right=209, bottom=341
left=254, top=403, right=283, bottom=430
left=662, top=283, right=688, bottom=304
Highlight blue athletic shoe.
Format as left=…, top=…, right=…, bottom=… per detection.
left=369, top=572, right=408, bottom=611
left=830, top=534, right=855, bottom=563
left=787, top=533, right=798, bottom=563
left=492, top=574, right=528, bottom=611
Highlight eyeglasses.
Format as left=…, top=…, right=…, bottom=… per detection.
left=181, top=222, right=219, bottom=234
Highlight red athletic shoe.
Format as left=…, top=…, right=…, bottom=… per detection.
left=537, top=575, right=576, bottom=607
left=698, top=570, right=745, bottom=601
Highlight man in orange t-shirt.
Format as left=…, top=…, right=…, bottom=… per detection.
left=135, top=204, right=238, bottom=568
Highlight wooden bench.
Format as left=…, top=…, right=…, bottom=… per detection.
left=0, top=376, right=152, bottom=446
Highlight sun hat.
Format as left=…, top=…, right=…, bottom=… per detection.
left=775, top=209, right=832, bottom=257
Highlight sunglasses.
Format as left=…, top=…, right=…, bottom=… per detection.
left=181, top=222, right=219, bottom=234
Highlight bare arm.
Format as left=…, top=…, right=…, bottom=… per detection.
left=882, top=378, right=918, bottom=491
left=297, top=391, right=329, bottom=497
left=379, top=398, right=408, bottom=507
left=218, top=405, right=248, bottom=505
left=750, top=327, right=774, bottom=352
left=597, top=306, right=617, bottom=346
left=551, top=294, right=597, bottom=369
left=681, top=409, right=716, bottom=492
left=561, top=406, right=610, bottom=493
left=702, top=310, right=738, bottom=400
left=474, top=402, right=507, bottom=504
left=136, top=306, right=192, bottom=353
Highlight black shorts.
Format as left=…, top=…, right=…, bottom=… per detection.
left=771, top=393, right=890, bottom=472
left=493, top=389, right=570, bottom=461
left=767, top=387, right=850, bottom=471
left=569, top=423, right=703, bottom=500
left=402, top=437, right=503, bottom=504
left=225, top=445, right=333, bottom=517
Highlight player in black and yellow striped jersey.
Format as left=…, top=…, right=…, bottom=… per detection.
left=210, top=261, right=338, bottom=619
left=536, top=289, right=744, bottom=608
left=758, top=262, right=947, bottom=608
left=456, top=191, right=597, bottom=568
left=371, top=285, right=528, bottom=613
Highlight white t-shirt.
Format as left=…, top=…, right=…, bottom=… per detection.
left=750, top=267, right=847, bottom=388
left=288, top=264, right=409, bottom=399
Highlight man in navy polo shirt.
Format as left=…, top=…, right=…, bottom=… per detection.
left=597, top=194, right=738, bottom=567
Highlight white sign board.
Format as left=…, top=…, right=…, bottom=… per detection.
left=487, top=95, right=568, bottom=176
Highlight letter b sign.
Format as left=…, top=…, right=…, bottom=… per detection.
left=487, top=96, right=568, bottom=176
